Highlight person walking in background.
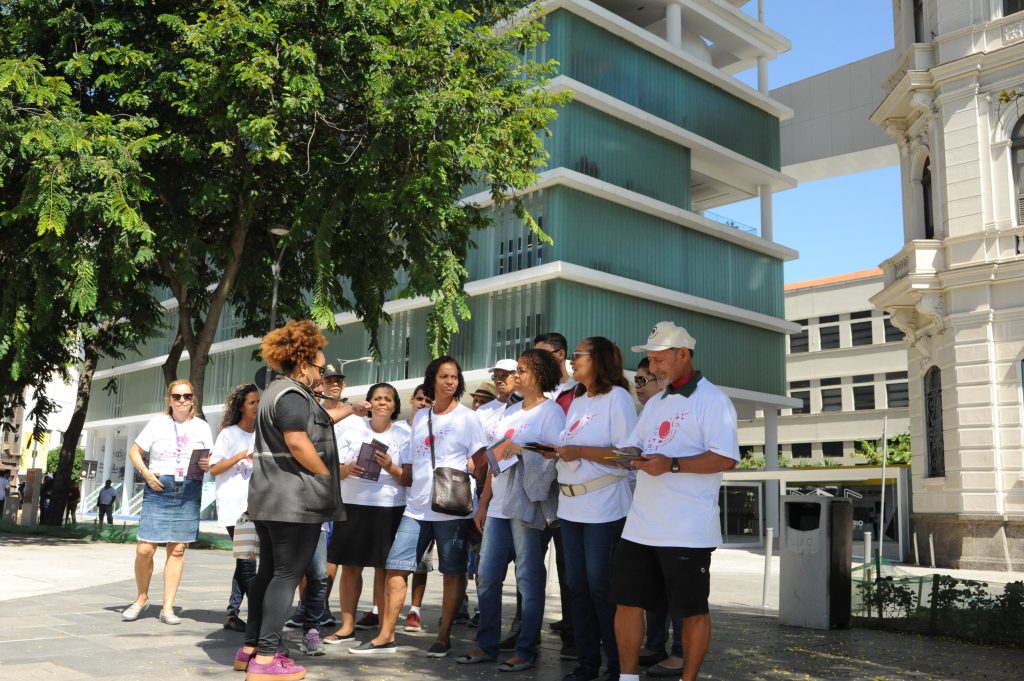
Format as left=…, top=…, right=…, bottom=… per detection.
left=0, top=469, right=11, bottom=519
left=237, top=320, right=363, bottom=681
left=122, top=379, right=213, bottom=626
left=611, top=322, right=739, bottom=681
left=554, top=337, right=638, bottom=681
left=65, top=483, right=81, bottom=525
left=209, top=383, right=260, bottom=633
left=97, top=479, right=117, bottom=527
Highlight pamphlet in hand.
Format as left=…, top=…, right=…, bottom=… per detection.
left=485, top=437, right=518, bottom=476
left=522, top=441, right=558, bottom=456
left=354, top=439, right=389, bottom=482
left=186, top=448, right=211, bottom=481
left=604, top=448, right=646, bottom=468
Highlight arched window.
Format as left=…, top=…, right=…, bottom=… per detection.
left=1012, top=117, right=1024, bottom=225
left=924, top=366, right=945, bottom=477
left=921, top=157, right=934, bottom=239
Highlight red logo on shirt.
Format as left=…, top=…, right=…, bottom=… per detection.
left=658, top=421, right=671, bottom=439
left=504, top=428, right=516, bottom=439
left=645, top=412, right=688, bottom=449
left=566, top=414, right=593, bottom=438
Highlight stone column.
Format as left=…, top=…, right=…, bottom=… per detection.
left=757, top=0, right=768, bottom=93
left=759, top=184, right=773, bottom=241
left=101, top=427, right=114, bottom=482
left=666, top=2, right=682, bottom=49
left=120, top=423, right=142, bottom=513
left=764, top=408, right=779, bottom=548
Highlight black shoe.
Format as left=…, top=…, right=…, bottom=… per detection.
left=559, top=643, right=577, bottom=660
left=453, top=610, right=470, bottom=625
left=498, top=624, right=521, bottom=651
left=639, top=648, right=668, bottom=667
left=549, top=619, right=565, bottom=632
left=562, top=667, right=598, bottom=681
left=223, top=614, right=246, bottom=632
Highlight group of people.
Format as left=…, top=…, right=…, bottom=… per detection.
left=119, top=318, right=739, bottom=681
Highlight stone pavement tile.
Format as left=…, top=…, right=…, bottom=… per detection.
left=0, top=662, right=92, bottom=679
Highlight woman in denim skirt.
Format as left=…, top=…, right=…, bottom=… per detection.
left=121, top=379, right=213, bottom=625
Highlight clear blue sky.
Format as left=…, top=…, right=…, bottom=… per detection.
left=715, top=1, right=902, bottom=284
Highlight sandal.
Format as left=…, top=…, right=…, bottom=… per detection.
left=498, top=660, right=535, bottom=672
left=456, top=653, right=497, bottom=664
left=323, top=631, right=355, bottom=645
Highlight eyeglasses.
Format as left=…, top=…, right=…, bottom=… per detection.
left=571, top=352, right=590, bottom=359
left=170, top=393, right=194, bottom=401
left=309, top=362, right=327, bottom=377
left=634, top=376, right=655, bottom=389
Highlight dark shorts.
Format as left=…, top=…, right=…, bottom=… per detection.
left=327, top=504, right=405, bottom=568
left=609, top=539, right=713, bottom=618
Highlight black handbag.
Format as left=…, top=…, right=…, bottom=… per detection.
left=427, top=408, right=473, bottom=517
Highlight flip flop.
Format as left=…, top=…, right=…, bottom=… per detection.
left=456, top=653, right=497, bottom=664
left=323, top=631, right=355, bottom=644
left=646, top=662, right=684, bottom=678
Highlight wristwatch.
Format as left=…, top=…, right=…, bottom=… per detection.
left=670, top=457, right=680, bottom=473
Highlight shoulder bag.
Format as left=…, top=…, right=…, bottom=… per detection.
left=427, top=408, right=473, bottom=517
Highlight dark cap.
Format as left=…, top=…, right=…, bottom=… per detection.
left=322, top=363, right=345, bottom=380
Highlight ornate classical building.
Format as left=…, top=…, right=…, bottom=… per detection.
left=870, top=0, right=1024, bottom=570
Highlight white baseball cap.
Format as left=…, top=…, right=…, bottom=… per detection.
left=631, top=321, right=696, bottom=352
left=489, top=359, right=518, bottom=372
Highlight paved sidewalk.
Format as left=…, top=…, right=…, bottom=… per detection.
left=1, top=534, right=1021, bottom=680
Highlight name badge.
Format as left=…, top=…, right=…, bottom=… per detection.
left=175, top=467, right=186, bottom=482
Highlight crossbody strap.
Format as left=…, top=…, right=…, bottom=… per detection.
left=427, top=408, right=437, bottom=470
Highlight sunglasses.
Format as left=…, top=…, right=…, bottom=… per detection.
left=634, top=376, right=655, bottom=389
left=309, top=363, right=327, bottom=377
left=571, top=351, right=590, bottom=359
left=170, top=393, right=194, bottom=401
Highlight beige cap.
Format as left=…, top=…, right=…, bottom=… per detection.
left=631, top=321, right=696, bottom=352
left=471, top=382, right=499, bottom=399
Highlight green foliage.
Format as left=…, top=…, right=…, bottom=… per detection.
left=932, top=575, right=994, bottom=612
left=46, top=446, right=85, bottom=480
left=857, top=577, right=918, bottom=619
left=737, top=454, right=765, bottom=469
left=855, top=432, right=911, bottom=465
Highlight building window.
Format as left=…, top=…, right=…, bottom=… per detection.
left=924, top=366, right=945, bottom=477
left=1012, top=117, right=1024, bottom=225
left=818, top=315, right=840, bottom=350
left=853, top=385, right=876, bottom=410
left=821, top=388, right=842, bottom=412
left=789, top=319, right=808, bottom=353
left=851, top=320, right=874, bottom=346
left=790, top=390, right=810, bottom=415
left=791, top=443, right=812, bottom=459
left=1007, top=1, right=1024, bottom=18
left=922, top=157, right=934, bottom=239
left=914, top=0, right=925, bottom=42
left=886, top=382, right=909, bottom=408
left=822, top=441, right=844, bottom=459
left=883, top=316, right=903, bottom=342
left=820, top=376, right=841, bottom=386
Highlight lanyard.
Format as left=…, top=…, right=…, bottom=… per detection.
left=171, top=416, right=189, bottom=464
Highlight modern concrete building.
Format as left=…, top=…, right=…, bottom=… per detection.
left=78, top=1, right=799, bottom=527
left=866, top=0, right=1024, bottom=570
left=738, top=269, right=910, bottom=465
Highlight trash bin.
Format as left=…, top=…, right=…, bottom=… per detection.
left=778, top=496, right=853, bottom=629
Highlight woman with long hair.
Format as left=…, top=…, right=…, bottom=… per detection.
left=325, top=382, right=409, bottom=644
left=122, top=379, right=213, bottom=625
left=554, top=337, right=638, bottom=681
left=236, top=320, right=362, bottom=681
left=351, top=356, right=488, bottom=659
left=458, top=348, right=565, bottom=671
left=209, top=383, right=260, bottom=632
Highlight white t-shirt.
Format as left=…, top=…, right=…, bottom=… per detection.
left=98, top=486, right=118, bottom=505
left=621, top=377, right=739, bottom=548
left=405, top=403, right=489, bottom=521
left=209, top=424, right=255, bottom=527
left=556, top=386, right=637, bottom=523
left=337, top=420, right=410, bottom=507
left=480, top=400, right=515, bottom=443
left=135, top=415, right=214, bottom=477
left=486, top=400, right=565, bottom=519
left=333, top=414, right=365, bottom=439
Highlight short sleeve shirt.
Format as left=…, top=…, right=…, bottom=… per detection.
left=621, top=376, right=739, bottom=548
left=405, top=404, right=489, bottom=521
left=556, top=386, right=637, bottom=523
left=135, top=415, right=214, bottom=476
left=337, top=420, right=410, bottom=507
left=487, top=400, right=565, bottom=519
left=209, top=424, right=255, bottom=527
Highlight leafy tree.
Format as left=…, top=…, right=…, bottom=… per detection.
left=855, top=432, right=911, bottom=466
left=47, top=445, right=85, bottom=480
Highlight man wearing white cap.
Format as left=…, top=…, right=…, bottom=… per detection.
left=609, top=322, right=739, bottom=681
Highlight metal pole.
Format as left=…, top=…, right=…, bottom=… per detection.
left=864, top=531, right=873, bottom=577
left=761, top=526, right=774, bottom=608
left=265, top=243, right=288, bottom=390
left=879, top=417, right=888, bottom=562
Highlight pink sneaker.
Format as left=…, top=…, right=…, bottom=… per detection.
left=245, top=654, right=305, bottom=681
left=233, top=648, right=252, bottom=671
left=404, top=610, right=422, bottom=632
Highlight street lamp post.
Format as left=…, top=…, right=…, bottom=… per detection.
left=264, top=225, right=291, bottom=390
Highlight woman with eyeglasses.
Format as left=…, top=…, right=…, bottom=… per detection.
left=122, top=379, right=213, bottom=625
left=633, top=357, right=661, bottom=406
left=554, top=337, right=638, bottom=681
left=237, top=320, right=361, bottom=681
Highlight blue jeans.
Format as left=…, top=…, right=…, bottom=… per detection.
left=645, top=608, right=683, bottom=657
left=476, top=517, right=547, bottom=663
left=226, top=526, right=258, bottom=616
left=560, top=517, right=625, bottom=676
left=301, top=528, right=329, bottom=631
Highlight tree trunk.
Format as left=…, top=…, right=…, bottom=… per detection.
left=41, top=332, right=101, bottom=526
left=162, top=328, right=186, bottom=388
